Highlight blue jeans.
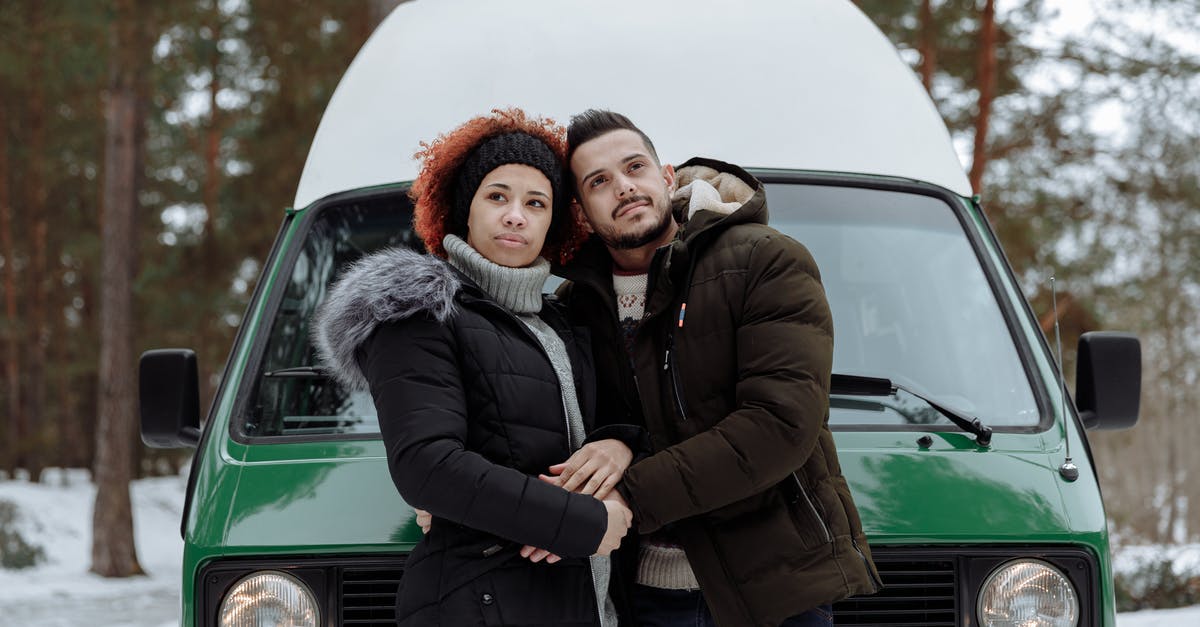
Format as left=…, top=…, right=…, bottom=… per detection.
left=631, top=584, right=834, bottom=626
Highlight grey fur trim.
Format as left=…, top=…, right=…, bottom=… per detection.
left=312, top=246, right=460, bottom=391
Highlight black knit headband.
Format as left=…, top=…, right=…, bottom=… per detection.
left=450, top=132, right=563, bottom=234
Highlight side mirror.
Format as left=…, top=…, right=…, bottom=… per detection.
left=1076, top=332, right=1140, bottom=430
left=140, top=349, right=202, bottom=447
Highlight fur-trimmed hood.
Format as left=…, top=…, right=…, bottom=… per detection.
left=312, top=246, right=460, bottom=391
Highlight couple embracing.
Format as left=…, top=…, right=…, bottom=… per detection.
left=315, top=107, right=879, bottom=627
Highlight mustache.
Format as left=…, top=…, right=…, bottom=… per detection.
left=612, top=195, right=653, bottom=220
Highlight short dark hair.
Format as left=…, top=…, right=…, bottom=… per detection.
left=565, top=109, right=659, bottom=191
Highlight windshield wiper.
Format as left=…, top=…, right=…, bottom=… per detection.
left=831, top=374, right=992, bottom=447
left=264, top=366, right=330, bottom=379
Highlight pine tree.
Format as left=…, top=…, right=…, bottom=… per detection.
left=92, top=0, right=148, bottom=577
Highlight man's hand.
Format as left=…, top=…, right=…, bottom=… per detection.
left=414, top=508, right=431, bottom=534
left=544, top=439, right=633, bottom=499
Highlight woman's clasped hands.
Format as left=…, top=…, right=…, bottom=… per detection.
left=414, top=438, right=634, bottom=562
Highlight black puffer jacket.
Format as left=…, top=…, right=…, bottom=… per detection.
left=315, top=246, right=640, bottom=627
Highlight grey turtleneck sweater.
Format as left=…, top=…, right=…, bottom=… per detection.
left=444, top=235, right=617, bottom=627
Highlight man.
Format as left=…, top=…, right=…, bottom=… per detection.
left=547, top=110, right=881, bottom=627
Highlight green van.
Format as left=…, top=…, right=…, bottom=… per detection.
left=138, top=1, right=1142, bottom=625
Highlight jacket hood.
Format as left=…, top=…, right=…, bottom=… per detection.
left=672, top=157, right=767, bottom=246
left=312, top=246, right=460, bottom=391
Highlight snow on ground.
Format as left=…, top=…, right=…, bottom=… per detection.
left=1115, top=543, right=1200, bottom=575
left=0, top=468, right=182, bottom=627
left=2, top=469, right=1200, bottom=626
left=1118, top=605, right=1200, bottom=626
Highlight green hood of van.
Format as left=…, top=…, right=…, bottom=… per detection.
left=191, top=434, right=1104, bottom=551
left=836, top=434, right=1107, bottom=543
left=188, top=441, right=419, bottom=551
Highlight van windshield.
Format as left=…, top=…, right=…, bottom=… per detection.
left=241, top=182, right=1041, bottom=440
left=765, top=183, right=1040, bottom=428
left=239, top=194, right=420, bottom=439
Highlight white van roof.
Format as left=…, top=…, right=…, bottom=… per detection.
left=293, top=0, right=972, bottom=209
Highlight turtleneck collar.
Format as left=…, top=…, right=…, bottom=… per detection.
left=443, top=234, right=548, bottom=314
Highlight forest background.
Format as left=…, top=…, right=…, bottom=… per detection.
left=0, top=0, right=1196, bottom=581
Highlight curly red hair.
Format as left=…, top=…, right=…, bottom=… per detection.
left=409, top=108, right=589, bottom=264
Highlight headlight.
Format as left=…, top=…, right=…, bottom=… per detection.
left=977, top=559, right=1078, bottom=627
left=218, top=570, right=320, bottom=627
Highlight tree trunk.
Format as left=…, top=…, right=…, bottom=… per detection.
left=1160, top=231, right=1189, bottom=541
left=92, top=0, right=145, bottom=578
left=55, top=311, right=78, bottom=472
left=918, top=0, right=937, bottom=93
left=0, top=96, right=19, bottom=476
left=968, top=0, right=996, bottom=194
left=1155, top=246, right=1179, bottom=542
left=20, top=0, right=49, bottom=481
left=202, top=9, right=222, bottom=278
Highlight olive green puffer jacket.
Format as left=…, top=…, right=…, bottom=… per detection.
left=557, top=157, right=881, bottom=627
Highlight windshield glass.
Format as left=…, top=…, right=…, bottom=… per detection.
left=765, top=183, right=1040, bottom=427
left=239, top=193, right=419, bottom=439
left=241, top=182, right=1041, bottom=440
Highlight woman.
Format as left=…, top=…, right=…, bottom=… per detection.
left=314, top=109, right=637, bottom=627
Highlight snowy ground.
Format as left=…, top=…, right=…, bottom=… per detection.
left=1119, top=605, right=1200, bottom=627
left=1, top=470, right=1199, bottom=626
left=0, top=469, right=182, bottom=627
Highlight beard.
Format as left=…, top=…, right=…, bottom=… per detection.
left=593, top=191, right=675, bottom=250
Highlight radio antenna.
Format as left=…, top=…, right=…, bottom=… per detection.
left=1052, top=276, right=1079, bottom=481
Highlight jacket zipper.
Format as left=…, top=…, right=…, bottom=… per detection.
left=792, top=473, right=833, bottom=544
left=851, top=536, right=883, bottom=591
left=661, top=246, right=695, bottom=423
left=663, top=337, right=689, bottom=421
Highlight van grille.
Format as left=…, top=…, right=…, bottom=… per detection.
left=334, top=552, right=960, bottom=627
left=833, top=555, right=957, bottom=626
left=340, top=565, right=403, bottom=626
